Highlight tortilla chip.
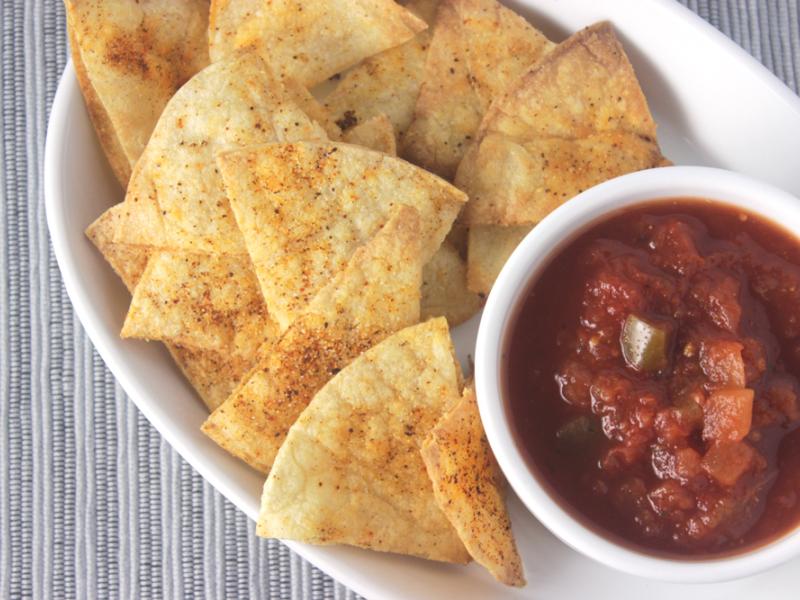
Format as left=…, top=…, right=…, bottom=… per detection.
left=402, top=0, right=553, bottom=179
left=467, top=224, right=532, bottom=295
left=87, top=210, right=254, bottom=411
left=446, top=222, right=469, bottom=257
left=208, top=0, right=427, bottom=88
left=218, top=141, right=466, bottom=331
left=86, top=207, right=153, bottom=290
left=65, top=0, right=210, bottom=185
left=342, top=114, right=397, bottom=155
left=86, top=164, right=166, bottom=252
left=203, top=207, right=423, bottom=473
left=323, top=0, right=439, bottom=139
left=257, top=317, right=469, bottom=563
left=422, top=241, right=483, bottom=325
left=282, top=77, right=343, bottom=141
left=458, top=22, right=667, bottom=225
left=168, top=345, right=254, bottom=411
left=143, top=52, right=328, bottom=255
left=121, top=250, right=276, bottom=358
left=421, top=383, right=524, bottom=586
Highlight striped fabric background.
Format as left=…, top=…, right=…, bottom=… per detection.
left=1, top=1, right=798, bottom=598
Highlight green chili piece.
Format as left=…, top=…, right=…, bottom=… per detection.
left=620, top=314, right=672, bottom=373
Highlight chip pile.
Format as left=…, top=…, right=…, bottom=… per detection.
left=69, top=0, right=669, bottom=587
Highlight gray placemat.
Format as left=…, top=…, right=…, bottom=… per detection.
left=1, top=1, right=798, bottom=598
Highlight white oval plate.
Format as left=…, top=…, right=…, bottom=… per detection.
left=46, top=1, right=800, bottom=598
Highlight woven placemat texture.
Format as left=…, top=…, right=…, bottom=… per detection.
left=1, top=1, right=798, bottom=598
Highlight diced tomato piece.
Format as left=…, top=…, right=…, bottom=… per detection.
left=555, top=360, right=593, bottom=408
left=585, top=268, right=645, bottom=321
left=675, top=446, right=703, bottom=481
left=648, top=480, right=695, bottom=516
left=699, top=340, right=746, bottom=388
left=601, top=444, right=644, bottom=474
left=647, top=219, right=705, bottom=277
left=650, top=444, right=702, bottom=483
left=689, top=271, right=742, bottom=333
left=701, top=442, right=755, bottom=486
left=703, top=388, right=754, bottom=443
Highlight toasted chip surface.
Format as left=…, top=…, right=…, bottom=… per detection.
left=458, top=22, right=666, bottom=225
left=86, top=207, right=153, bottom=290
left=65, top=0, right=209, bottom=185
left=121, top=250, right=276, bottom=358
left=466, top=224, right=532, bottom=295
left=257, top=317, right=469, bottom=562
left=203, top=207, right=423, bottom=473
left=218, top=141, right=465, bottom=330
left=422, top=241, right=483, bottom=326
left=208, top=0, right=427, bottom=88
left=144, top=52, right=328, bottom=254
left=422, top=383, right=525, bottom=586
left=402, top=0, right=553, bottom=179
left=87, top=210, right=255, bottom=411
left=323, top=0, right=439, bottom=139
left=342, top=114, right=397, bottom=155
left=168, top=345, right=255, bottom=411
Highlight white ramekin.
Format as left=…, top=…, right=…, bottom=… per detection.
left=475, top=165, right=800, bottom=583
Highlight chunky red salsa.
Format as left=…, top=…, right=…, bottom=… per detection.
left=504, top=199, right=800, bottom=555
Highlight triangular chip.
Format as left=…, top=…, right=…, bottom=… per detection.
left=421, top=383, right=524, bottom=586
left=86, top=208, right=153, bottom=290
left=323, top=0, right=439, bottom=139
left=457, top=22, right=667, bottom=225
left=144, top=51, right=328, bottom=254
left=203, top=207, right=423, bottom=473
left=218, top=141, right=466, bottom=330
left=208, top=0, right=427, bottom=88
left=257, top=317, right=469, bottom=563
left=86, top=165, right=166, bottom=253
left=402, top=0, right=553, bottom=179
left=342, top=114, right=397, bottom=155
left=422, top=241, right=483, bottom=326
left=65, top=0, right=210, bottom=185
left=86, top=210, right=256, bottom=411
left=168, top=344, right=254, bottom=411
left=121, top=251, right=277, bottom=358
left=281, top=77, right=343, bottom=141
left=466, top=224, right=532, bottom=295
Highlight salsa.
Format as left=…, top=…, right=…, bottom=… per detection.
left=504, top=199, right=800, bottom=556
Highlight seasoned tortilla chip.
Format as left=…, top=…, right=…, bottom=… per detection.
left=458, top=22, right=666, bottom=225
left=402, top=0, right=553, bottom=179
left=144, top=52, right=328, bottom=254
left=86, top=207, right=153, bottom=289
left=323, top=0, right=439, bottom=139
left=467, top=224, right=532, bottom=295
left=121, top=250, right=276, bottom=358
left=168, top=345, right=254, bottom=411
left=87, top=164, right=166, bottom=251
left=342, top=114, right=397, bottom=155
left=208, top=0, right=427, bottom=88
left=282, top=77, right=343, bottom=141
left=422, top=383, right=524, bottom=586
left=65, top=0, right=209, bottom=185
left=257, top=317, right=469, bottom=563
left=203, top=207, right=423, bottom=473
left=422, top=241, right=483, bottom=325
left=87, top=210, right=253, bottom=411
left=218, top=141, right=466, bottom=330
